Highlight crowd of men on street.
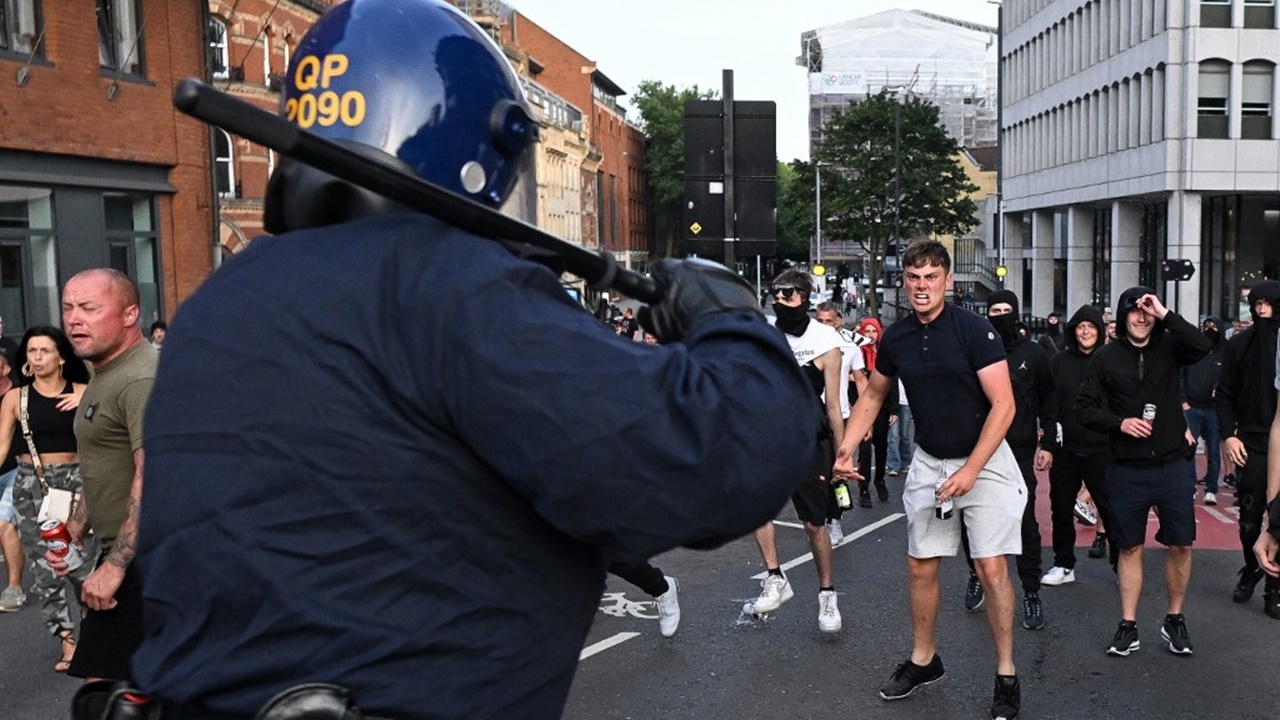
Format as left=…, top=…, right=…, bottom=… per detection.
left=4, top=3, right=1280, bottom=720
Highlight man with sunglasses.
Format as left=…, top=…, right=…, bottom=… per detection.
left=747, top=271, right=847, bottom=633
left=834, top=239, right=1023, bottom=720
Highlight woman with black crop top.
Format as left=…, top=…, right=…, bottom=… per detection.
left=0, top=326, right=91, bottom=673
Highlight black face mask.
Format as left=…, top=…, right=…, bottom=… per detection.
left=989, top=313, right=1020, bottom=347
left=773, top=302, right=811, bottom=336
left=1047, top=321, right=1061, bottom=337
left=1204, top=328, right=1220, bottom=345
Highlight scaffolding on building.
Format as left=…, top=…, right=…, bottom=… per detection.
left=798, top=9, right=998, bottom=153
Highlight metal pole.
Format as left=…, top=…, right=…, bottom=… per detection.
left=894, top=94, right=902, bottom=319
left=815, top=163, right=822, bottom=266
left=722, top=69, right=736, bottom=270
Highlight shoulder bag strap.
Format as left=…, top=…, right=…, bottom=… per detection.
left=19, top=385, right=45, bottom=485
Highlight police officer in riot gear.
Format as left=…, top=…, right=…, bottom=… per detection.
left=127, top=2, right=815, bottom=719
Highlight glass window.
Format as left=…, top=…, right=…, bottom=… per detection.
left=1245, top=0, right=1276, bottom=28
left=103, top=193, right=161, bottom=326
left=215, top=129, right=235, bottom=197
left=1242, top=62, right=1274, bottom=139
left=97, top=0, right=143, bottom=76
left=1198, top=60, right=1231, bottom=138
left=0, top=0, right=42, bottom=56
left=1201, top=0, right=1232, bottom=27
left=0, top=185, right=57, bottom=329
left=208, top=16, right=229, bottom=80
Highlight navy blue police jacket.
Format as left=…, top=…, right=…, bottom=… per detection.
left=132, top=214, right=815, bottom=719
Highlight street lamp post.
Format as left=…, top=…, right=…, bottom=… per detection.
left=815, top=162, right=822, bottom=268
left=892, top=86, right=907, bottom=320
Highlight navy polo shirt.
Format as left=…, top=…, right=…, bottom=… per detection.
left=876, top=303, right=1006, bottom=459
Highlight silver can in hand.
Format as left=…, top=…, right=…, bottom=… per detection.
left=1142, top=403, right=1156, bottom=422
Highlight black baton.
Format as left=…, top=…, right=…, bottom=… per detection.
left=172, top=78, right=661, bottom=303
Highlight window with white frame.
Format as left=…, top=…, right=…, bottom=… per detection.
left=0, top=0, right=42, bottom=56
left=1198, top=60, right=1231, bottom=138
left=1201, top=0, right=1232, bottom=27
left=1242, top=61, right=1274, bottom=139
left=97, top=0, right=143, bottom=76
left=208, top=16, right=228, bottom=79
left=214, top=129, right=236, bottom=198
left=1245, top=0, right=1276, bottom=28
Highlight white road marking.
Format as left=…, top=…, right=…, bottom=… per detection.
left=752, top=513, right=905, bottom=579
left=579, top=632, right=640, bottom=660
left=1202, top=506, right=1236, bottom=525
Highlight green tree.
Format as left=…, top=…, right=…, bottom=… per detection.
left=812, top=90, right=979, bottom=318
left=775, top=160, right=814, bottom=261
left=630, top=80, right=718, bottom=258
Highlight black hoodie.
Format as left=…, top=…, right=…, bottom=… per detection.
left=1046, top=305, right=1109, bottom=455
left=1075, top=287, right=1211, bottom=467
left=1180, top=315, right=1224, bottom=407
left=1216, top=281, right=1280, bottom=453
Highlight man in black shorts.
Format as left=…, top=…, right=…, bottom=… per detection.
left=748, top=270, right=847, bottom=634
left=1076, top=286, right=1209, bottom=656
left=835, top=240, right=1023, bottom=720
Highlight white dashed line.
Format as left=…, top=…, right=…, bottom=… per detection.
left=579, top=632, right=640, bottom=660
left=752, top=513, right=905, bottom=579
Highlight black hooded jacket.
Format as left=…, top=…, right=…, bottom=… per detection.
left=1075, top=287, right=1211, bottom=467
left=987, top=290, right=1055, bottom=450
left=1046, top=305, right=1108, bottom=456
left=1180, top=315, right=1224, bottom=407
left=1216, top=281, right=1280, bottom=453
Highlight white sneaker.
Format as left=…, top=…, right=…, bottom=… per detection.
left=827, top=519, right=844, bottom=546
left=1204, top=492, right=1218, bottom=506
left=655, top=576, right=681, bottom=637
left=1040, top=566, right=1075, bottom=586
left=753, top=574, right=794, bottom=614
left=1073, top=499, right=1097, bottom=526
left=0, top=585, right=25, bottom=612
left=818, top=590, right=841, bottom=633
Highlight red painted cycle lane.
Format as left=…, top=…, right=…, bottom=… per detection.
left=1031, top=453, right=1243, bottom=552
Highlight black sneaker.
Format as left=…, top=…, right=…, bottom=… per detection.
left=1160, top=614, right=1193, bottom=655
left=990, top=674, right=1020, bottom=720
left=965, top=574, right=985, bottom=612
left=1223, top=472, right=1238, bottom=488
left=875, top=481, right=889, bottom=502
left=879, top=654, right=945, bottom=700
left=1106, top=620, right=1139, bottom=656
left=1264, top=579, right=1280, bottom=620
left=1088, top=533, right=1107, bottom=559
left=1233, top=566, right=1265, bottom=603
left=855, top=479, right=875, bottom=507
left=1022, top=591, right=1045, bottom=630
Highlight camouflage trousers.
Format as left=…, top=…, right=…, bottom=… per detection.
left=12, top=462, right=99, bottom=637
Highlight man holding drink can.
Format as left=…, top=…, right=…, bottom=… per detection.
left=1075, top=286, right=1209, bottom=657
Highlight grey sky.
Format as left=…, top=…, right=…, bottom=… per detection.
left=508, top=1, right=1001, bottom=162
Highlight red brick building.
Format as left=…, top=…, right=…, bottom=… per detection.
left=0, top=1, right=215, bottom=330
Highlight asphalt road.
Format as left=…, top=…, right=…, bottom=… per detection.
left=3, top=464, right=1278, bottom=720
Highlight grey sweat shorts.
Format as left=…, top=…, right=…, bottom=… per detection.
left=902, top=441, right=1027, bottom=559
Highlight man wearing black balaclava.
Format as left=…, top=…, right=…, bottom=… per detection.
left=1181, top=315, right=1226, bottom=506
left=1038, top=312, right=1065, bottom=356
left=1216, top=280, right=1280, bottom=619
left=961, top=290, right=1055, bottom=631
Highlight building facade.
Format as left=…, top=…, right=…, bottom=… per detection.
left=0, top=0, right=214, bottom=331
left=1000, top=0, right=1280, bottom=321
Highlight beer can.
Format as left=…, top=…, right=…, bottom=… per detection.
left=1142, top=403, right=1157, bottom=422
left=44, top=540, right=84, bottom=571
left=834, top=480, right=852, bottom=510
left=39, top=520, right=83, bottom=571
left=39, top=519, right=72, bottom=545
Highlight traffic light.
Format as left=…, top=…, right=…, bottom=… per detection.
left=1160, top=259, right=1195, bottom=282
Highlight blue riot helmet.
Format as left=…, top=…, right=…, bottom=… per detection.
left=263, top=0, right=538, bottom=234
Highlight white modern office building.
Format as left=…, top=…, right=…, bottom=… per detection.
left=1000, top=0, right=1280, bottom=321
